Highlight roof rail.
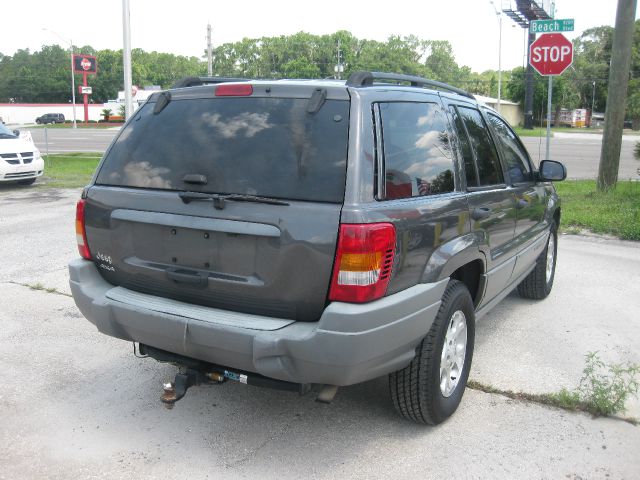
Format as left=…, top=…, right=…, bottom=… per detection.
left=171, top=76, right=249, bottom=89
left=346, top=71, right=474, bottom=99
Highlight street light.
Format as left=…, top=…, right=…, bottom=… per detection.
left=42, top=28, right=77, bottom=129
left=489, top=1, right=503, bottom=113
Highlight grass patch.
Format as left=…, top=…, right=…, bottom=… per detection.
left=555, top=180, right=640, bottom=240
left=14, top=281, right=71, bottom=297
left=39, top=153, right=102, bottom=189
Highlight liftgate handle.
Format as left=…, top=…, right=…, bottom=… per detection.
left=166, top=268, right=208, bottom=287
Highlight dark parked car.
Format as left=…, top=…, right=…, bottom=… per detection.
left=35, top=113, right=65, bottom=124
left=69, top=72, right=566, bottom=424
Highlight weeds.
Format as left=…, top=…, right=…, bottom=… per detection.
left=577, top=351, right=640, bottom=416
left=468, top=352, right=640, bottom=423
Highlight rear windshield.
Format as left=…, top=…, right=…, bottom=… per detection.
left=96, top=96, right=350, bottom=203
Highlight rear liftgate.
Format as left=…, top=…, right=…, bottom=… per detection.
left=138, top=344, right=339, bottom=407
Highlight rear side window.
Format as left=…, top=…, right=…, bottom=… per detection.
left=487, top=114, right=533, bottom=183
left=457, top=107, right=504, bottom=186
left=96, top=97, right=350, bottom=203
left=449, top=106, right=478, bottom=187
left=379, top=102, right=454, bottom=200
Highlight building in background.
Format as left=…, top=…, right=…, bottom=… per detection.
left=475, top=95, right=524, bottom=127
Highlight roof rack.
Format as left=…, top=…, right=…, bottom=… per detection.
left=171, top=76, right=249, bottom=89
left=346, top=71, right=474, bottom=99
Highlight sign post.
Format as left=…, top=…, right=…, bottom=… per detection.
left=529, top=32, right=573, bottom=160
left=73, top=54, right=98, bottom=124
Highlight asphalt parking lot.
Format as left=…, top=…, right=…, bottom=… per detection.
left=0, top=186, right=639, bottom=479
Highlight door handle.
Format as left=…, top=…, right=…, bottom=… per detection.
left=166, top=268, right=208, bottom=287
left=471, top=207, right=492, bottom=221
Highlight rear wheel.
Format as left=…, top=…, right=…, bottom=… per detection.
left=517, top=222, right=558, bottom=299
left=389, top=279, right=475, bottom=424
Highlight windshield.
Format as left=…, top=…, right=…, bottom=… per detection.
left=0, top=124, right=17, bottom=138
left=96, top=96, right=350, bottom=203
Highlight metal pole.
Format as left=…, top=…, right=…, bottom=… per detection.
left=497, top=12, right=502, bottom=113
left=545, top=0, right=555, bottom=158
left=70, top=42, right=77, bottom=129
left=591, top=81, right=596, bottom=127
left=546, top=76, right=553, bottom=160
left=122, top=0, right=133, bottom=121
left=207, top=23, right=213, bottom=77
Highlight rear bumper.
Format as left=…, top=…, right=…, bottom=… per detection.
left=69, top=258, right=447, bottom=386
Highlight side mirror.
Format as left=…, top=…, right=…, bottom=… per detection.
left=538, top=160, right=566, bottom=182
left=12, top=129, right=20, bottom=136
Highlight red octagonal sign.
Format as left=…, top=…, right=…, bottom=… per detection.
left=529, top=33, right=573, bottom=76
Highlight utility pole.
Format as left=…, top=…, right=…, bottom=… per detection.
left=207, top=23, right=213, bottom=77
left=591, top=81, right=596, bottom=127
left=122, top=0, right=133, bottom=121
left=334, top=39, right=343, bottom=80
left=597, top=0, right=638, bottom=191
left=524, top=31, right=536, bottom=129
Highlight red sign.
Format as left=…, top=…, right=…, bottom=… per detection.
left=529, top=33, right=573, bottom=76
left=73, top=54, right=98, bottom=74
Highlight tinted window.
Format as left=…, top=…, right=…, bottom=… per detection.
left=457, top=107, right=504, bottom=186
left=449, top=106, right=478, bottom=187
left=379, top=102, right=454, bottom=200
left=96, top=97, right=350, bottom=203
left=487, top=114, right=533, bottom=183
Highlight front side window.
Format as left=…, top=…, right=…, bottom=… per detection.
left=487, top=114, right=533, bottom=184
left=379, top=102, right=454, bottom=200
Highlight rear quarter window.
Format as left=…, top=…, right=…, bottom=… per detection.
left=379, top=102, right=455, bottom=200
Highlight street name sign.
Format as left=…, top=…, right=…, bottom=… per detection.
left=530, top=18, right=574, bottom=33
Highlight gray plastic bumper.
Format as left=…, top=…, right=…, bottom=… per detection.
left=69, top=259, right=448, bottom=386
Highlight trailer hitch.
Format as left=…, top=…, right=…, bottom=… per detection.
left=161, top=369, right=225, bottom=407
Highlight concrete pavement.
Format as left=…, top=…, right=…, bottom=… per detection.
left=0, top=186, right=638, bottom=479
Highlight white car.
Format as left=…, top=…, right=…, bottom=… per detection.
left=0, top=124, right=44, bottom=185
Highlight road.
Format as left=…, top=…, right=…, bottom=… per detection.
left=0, top=186, right=638, bottom=479
left=26, top=127, right=118, bottom=154
left=522, top=132, right=640, bottom=180
left=24, top=127, right=640, bottom=180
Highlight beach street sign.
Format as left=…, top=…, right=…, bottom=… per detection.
left=530, top=18, right=575, bottom=33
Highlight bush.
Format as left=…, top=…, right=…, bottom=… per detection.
left=634, top=141, right=640, bottom=160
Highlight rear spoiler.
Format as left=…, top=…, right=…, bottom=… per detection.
left=171, top=76, right=250, bottom=89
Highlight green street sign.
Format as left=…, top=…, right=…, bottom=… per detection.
left=530, top=19, right=575, bottom=33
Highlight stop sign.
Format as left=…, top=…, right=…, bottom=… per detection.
left=529, top=33, right=573, bottom=76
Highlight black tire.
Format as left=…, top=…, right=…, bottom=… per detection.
left=17, top=178, right=36, bottom=185
left=517, top=222, right=558, bottom=300
left=35, top=119, right=41, bottom=124
left=389, top=279, right=475, bottom=425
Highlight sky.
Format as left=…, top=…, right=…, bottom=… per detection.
left=2, top=0, right=637, bottom=74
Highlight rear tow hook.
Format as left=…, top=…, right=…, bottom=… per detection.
left=161, top=369, right=225, bottom=408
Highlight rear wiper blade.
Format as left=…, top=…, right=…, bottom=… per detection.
left=178, top=191, right=289, bottom=209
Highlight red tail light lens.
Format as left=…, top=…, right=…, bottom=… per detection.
left=215, top=84, right=253, bottom=96
left=329, top=223, right=396, bottom=303
left=75, top=199, right=91, bottom=260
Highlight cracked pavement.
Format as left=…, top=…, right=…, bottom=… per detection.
left=1, top=186, right=639, bottom=479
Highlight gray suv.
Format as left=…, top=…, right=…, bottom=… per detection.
left=69, top=72, right=566, bottom=424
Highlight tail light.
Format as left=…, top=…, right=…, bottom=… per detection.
left=329, top=223, right=396, bottom=303
left=75, top=199, right=91, bottom=260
